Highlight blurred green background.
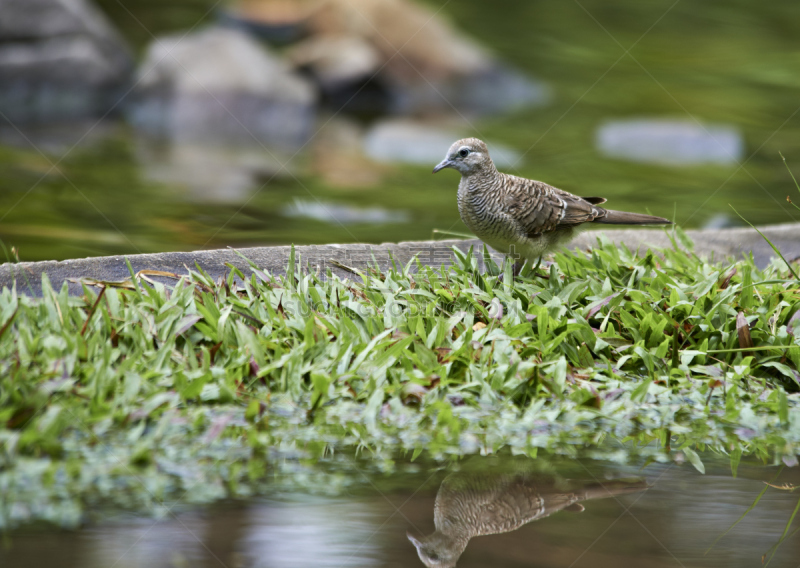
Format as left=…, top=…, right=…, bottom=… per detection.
left=2, top=0, right=800, bottom=262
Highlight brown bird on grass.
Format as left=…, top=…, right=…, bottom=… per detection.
left=433, top=138, right=671, bottom=273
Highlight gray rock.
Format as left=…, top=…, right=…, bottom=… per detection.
left=701, top=213, right=741, bottom=230
left=0, top=0, right=113, bottom=38
left=282, top=198, right=409, bottom=224
left=447, top=64, right=551, bottom=116
left=386, top=65, right=550, bottom=117
left=129, top=27, right=317, bottom=150
left=5, top=223, right=800, bottom=297
left=363, top=119, right=521, bottom=167
left=0, top=0, right=133, bottom=122
left=596, top=119, right=744, bottom=166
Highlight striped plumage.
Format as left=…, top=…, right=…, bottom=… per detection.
left=433, top=138, right=670, bottom=267
left=408, top=471, right=649, bottom=568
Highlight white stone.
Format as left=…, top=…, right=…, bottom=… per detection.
left=596, top=119, right=744, bottom=166
left=282, top=199, right=409, bottom=224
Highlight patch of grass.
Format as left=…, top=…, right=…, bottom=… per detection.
left=1, top=235, right=800, bottom=529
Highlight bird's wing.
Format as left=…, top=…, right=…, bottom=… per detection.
left=433, top=473, right=505, bottom=526
left=501, top=174, right=605, bottom=237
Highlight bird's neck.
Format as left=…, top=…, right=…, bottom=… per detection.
left=458, top=163, right=500, bottom=199
left=463, top=162, right=499, bottom=186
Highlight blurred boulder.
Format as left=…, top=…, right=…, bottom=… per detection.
left=129, top=27, right=317, bottom=150
left=702, top=213, right=740, bottom=230
left=282, top=198, right=409, bottom=224
left=0, top=0, right=133, bottom=122
left=596, top=119, right=744, bottom=166
left=288, top=33, right=390, bottom=116
left=363, top=119, right=521, bottom=168
left=289, top=34, right=381, bottom=91
left=287, top=0, right=549, bottom=116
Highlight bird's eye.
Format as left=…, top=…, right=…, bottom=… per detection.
left=458, top=148, right=470, bottom=158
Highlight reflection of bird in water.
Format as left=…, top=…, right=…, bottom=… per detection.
left=408, top=471, right=648, bottom=568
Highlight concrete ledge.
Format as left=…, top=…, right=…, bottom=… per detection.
left=2, top=223, right=799, bottom=297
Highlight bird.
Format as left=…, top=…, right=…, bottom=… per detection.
left=407, top=470, right=649, bottom=568
left=433, top=138, right=671, bottom=274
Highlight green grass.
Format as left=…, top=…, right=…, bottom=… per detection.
left=2, top=233, right=800, bottom=529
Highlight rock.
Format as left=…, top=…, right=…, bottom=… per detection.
left=596, top=119, right=744, bottom=166
left=444, top=64, right=550, bottom=117
left=702, top=213, right=741, bottom=230
left=288, top=34, right=381, bottom=91
left=129, top=27, right=317, bottom=150
left=306, top=0, right=489, bottom=75
left=363, top=119, right=521, bottom=168
left=386, top=63, right=549, bottom=116
left=298, top=0, right=548, bottom=116
left=281, top=199, right=409, bottom=224
left=0, top=0, right=133, bottom=122
left=287, top=33, right=391, bottom=115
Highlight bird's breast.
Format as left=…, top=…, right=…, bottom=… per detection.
left=457, top=176, right=555, bottom=261
left=457, top=178, right=505, bottom=239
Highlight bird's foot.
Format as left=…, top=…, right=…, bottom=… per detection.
left=498, top=260, right=552, bottom=282
left=529, top=258, right=551, bottom=279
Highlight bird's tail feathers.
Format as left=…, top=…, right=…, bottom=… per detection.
left=578, top=478, right=650, bottom=501
left=595, top=210, right=671, bottom=225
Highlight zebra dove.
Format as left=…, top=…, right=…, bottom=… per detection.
left=433, top=138, right=671, bottom=271
left=408, top=471, right=648, bottom=568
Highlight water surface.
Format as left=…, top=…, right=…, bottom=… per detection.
left=3, top=455, right=800, bottom=567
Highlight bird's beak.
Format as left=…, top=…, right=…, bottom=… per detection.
left=432, top=159, right=451, bottom=173
left=407, top=532, right=422, bottom=548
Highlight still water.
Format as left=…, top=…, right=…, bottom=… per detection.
left=2, top=0, right=800, bottom=262
left=3, top=456, right=800, bottom=567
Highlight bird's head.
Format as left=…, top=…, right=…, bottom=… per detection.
left=433, top=138, right=492, bottom=176
left=407, top=531, right=466, bottom=568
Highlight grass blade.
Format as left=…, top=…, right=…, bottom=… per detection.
left=705, top=470, right=777, bottom=555
left=730, top=205, right=799, bottom=280
left=764, top=493, right=800, bottom=566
